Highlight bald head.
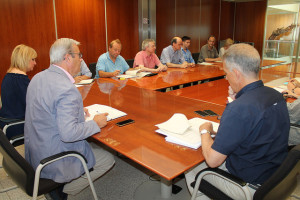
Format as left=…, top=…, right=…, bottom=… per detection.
left=171, top=37, right=183, bottom=51
left=223, top=43, right=260, bottom=78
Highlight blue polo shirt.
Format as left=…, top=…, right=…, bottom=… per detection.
left=212, top=80, right=289, bottom=184
left=95, top=52, right=129, bottom=78
left=181, top=47, right=195, bottom=63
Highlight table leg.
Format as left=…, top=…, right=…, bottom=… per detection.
left=160, top=178, right=172, bottom=198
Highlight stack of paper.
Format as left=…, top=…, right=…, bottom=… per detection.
left=75, top=79, right=94, bottom=85
left=85, top=104, right=127, bottom=121
left=272, top=85, right=287, bottom=93
left=116, top=69, right=152, bottom=79
left=155, top=113, right=219, bottom=149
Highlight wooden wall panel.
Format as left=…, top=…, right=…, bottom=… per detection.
left=156, top=0, right=175, bottom=56
left=220, top=1, right=235, bottom=41
left=0, top=0, right=56, bottom=82
left=55, top=0, right=106, bottom=64
left=200, top=0, right=220, bottom=48
left=106, top=0, right=139, bottom=60
left=234, top=0, right=267, bottom=56
left=176, top=0, right=201, bottom=53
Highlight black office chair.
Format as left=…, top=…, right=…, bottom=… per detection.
left=192, top=53, right=200, bottom=64
left=0, top=117, right=25, bottom=146
left=190, top=144, right=300, bottom=200
left=0, top=129, right=99, bottom=200
left=89, top=62, right=97, bottom=79
left=126, top=59, right=134, bottom=68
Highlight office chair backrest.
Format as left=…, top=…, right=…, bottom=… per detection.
left=192, top=53, right=200, bottom=64
left=126, top=59, right=134, bottom=68
left=0, top=129, right=35, bottom=195
left=89, top=62, right=97, bottom=78
left=253, top=144, right=300, bottom=200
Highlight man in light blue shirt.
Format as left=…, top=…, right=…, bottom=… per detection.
left=181, top=36, right=195, bottom=66
left=160, top=37, right=193, bottom=68
left=95, top=39, right=130, bottom=78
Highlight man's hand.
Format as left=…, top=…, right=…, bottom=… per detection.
left=84, top=108, right=90, bottom=119
left=228, top=86, right=236, bottom=100
left=181, top=62, right=188, bottom=68
left=200, top=122, right=216, bottom=135
left=93, top=113, right=109, bottom=128
left=74, top=76, right=83, bottom=83
left=188, top=63, right=195, bottom=67
left=112, top=70, right=121, bottom=77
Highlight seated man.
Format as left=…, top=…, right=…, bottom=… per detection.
left=186, top=43, right=289, bottom=199
left=95, top=39, right=130, bottom=78
left=25, top=38, right=115, bottom=198
left=73, top=59, right=92, bottom=83
left=133, top=39, right=167, bottom=72
left=181, top=36, right=195, bottom=66
left=198, top=35, right=221, bottom=62
left=160, top=37, right=193, bottom=68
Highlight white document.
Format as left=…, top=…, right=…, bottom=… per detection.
left=85, top=104, right=127, bottom=121
left=155, top=113, right=190, bottom=135
left=272, top=85, right=287, bottom=93
left=156, top=115, right=219, bottom=149
left=116, top=69, right=152, bottom=79
left=75, top=79, right=94, bottom=85
left=199, top=62, right=213, bottom=66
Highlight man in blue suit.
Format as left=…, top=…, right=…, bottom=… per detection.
left=25, top=38, right=115, bottom=199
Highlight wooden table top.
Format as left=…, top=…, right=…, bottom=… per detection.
left=261, top=59, right=285, bottom=68
left=100, top=63, right=225, bottom=91
left=167, top=78, right=229, bottom=106
left=78, top=80, right=225, bottom=180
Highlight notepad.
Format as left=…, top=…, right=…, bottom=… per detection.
left=85, top=104, right=127, bottom=121
left=199, top=62, right=213, bottom=66
left=116, top=69, right=152, bottom=79
left=155, top=113, right=219, bottom=149
left=75, top=79, right=94, bottom=85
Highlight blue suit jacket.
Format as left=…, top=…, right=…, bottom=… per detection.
left=25, top=65, right=100, bottom=183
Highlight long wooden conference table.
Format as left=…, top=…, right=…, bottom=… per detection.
left=78, top=80, right=225, bottom=199
left=102, top=63, right=225, bottom=91
left=76, top=59, right=286, bottom=199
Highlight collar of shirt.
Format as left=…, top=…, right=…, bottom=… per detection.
left=106, top=52, right=119, bottom=64
left=53, top=64, right=75, bottom=83
left=141, top=50, right=153, bottom=59
left=168, top=45, right=176, bottom=53
left=235, top=80, right=263, bottom=99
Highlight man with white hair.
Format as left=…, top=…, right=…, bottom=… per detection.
left=25, top=38, right=115, bottom=199
left=185, top=43, right=289, bottom=199
left=133, top=39, right=167, bottom=72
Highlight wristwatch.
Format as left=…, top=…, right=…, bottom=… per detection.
left=201, top=129, right=211, bottom=135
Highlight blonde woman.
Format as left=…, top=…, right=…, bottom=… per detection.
left=219, top=38, right=234, bottom=59
left=0, top=44, right=37, bottom=139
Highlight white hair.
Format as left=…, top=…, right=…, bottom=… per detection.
left=223, top=43, right=260, bottom=77
left=142, top=39, right=155, bottom=50
left=50, top=38, right=80, bottom=64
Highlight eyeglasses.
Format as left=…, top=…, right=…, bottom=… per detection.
left=69, top=52, right=83, bottom=58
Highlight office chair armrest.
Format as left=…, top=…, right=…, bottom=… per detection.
left=9, top=134, right=24, bottom=146
left=193, top=168, right=247, bottom=187
left=40, top=151, right=88, bottom=165
left=290, top=123, right=300, bottom=129
left=0, top=117, right=25, bottom=135
left=191, top=168, right=251, bottom=200
left=0, top=117, right=25, bottom=124
left=34, top=151, right=98, bottom=200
